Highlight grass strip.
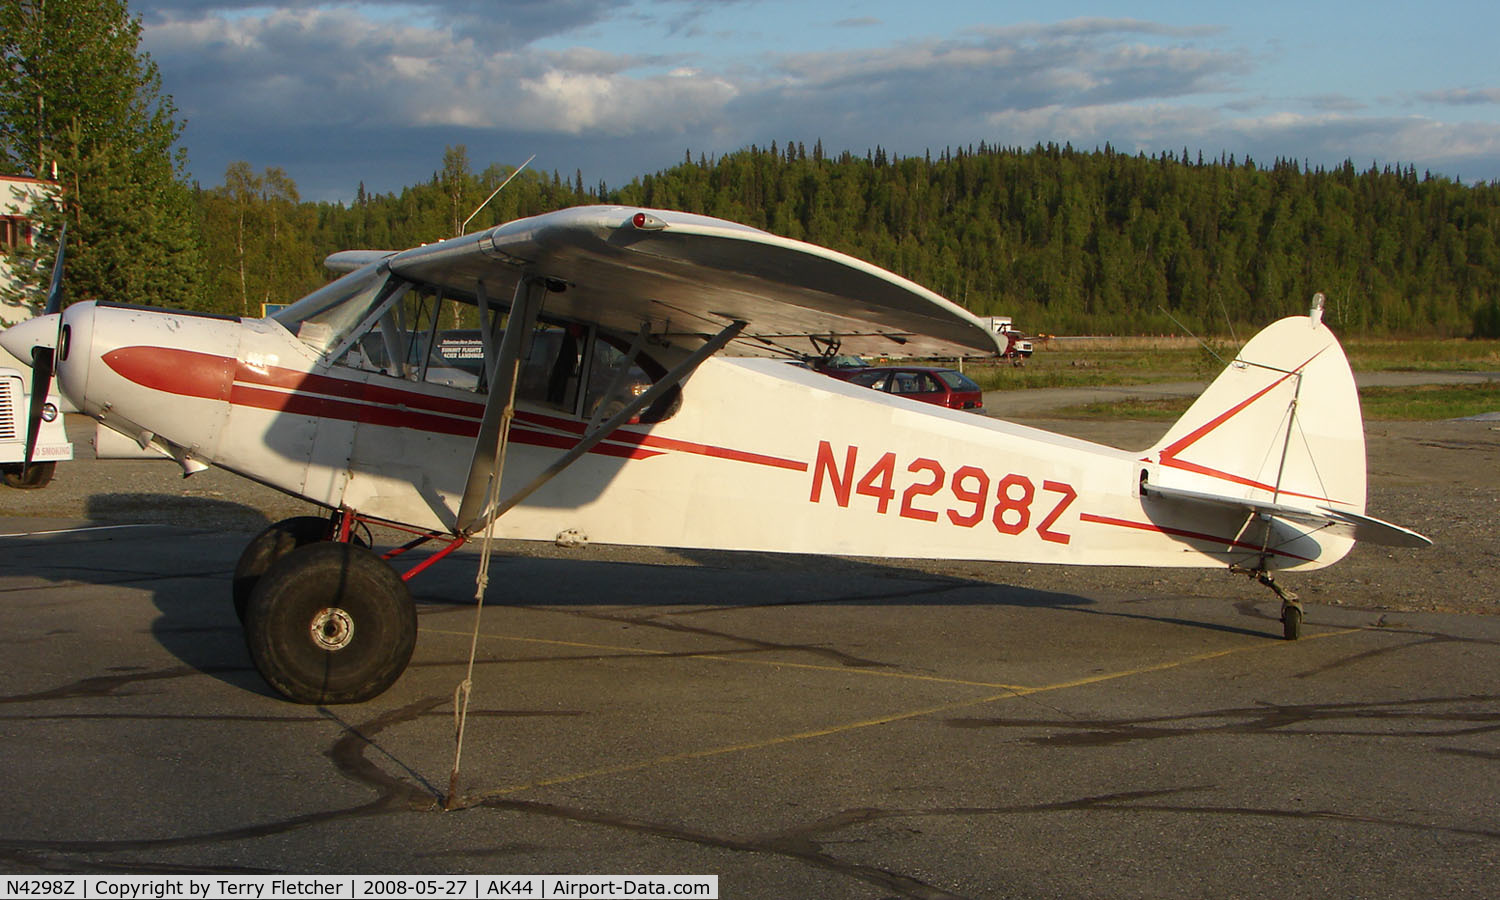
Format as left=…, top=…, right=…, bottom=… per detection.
left=1048, top=382, right=1500, bottom=421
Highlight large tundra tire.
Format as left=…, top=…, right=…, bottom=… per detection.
left=243, top=542, right=416, bottom=704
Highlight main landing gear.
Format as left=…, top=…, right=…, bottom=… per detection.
left=234, top=511, right=467, bottom=704
left=1232, top=565, right=1304, bottom=640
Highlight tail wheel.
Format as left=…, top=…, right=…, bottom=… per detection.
left=3, top=461, right=56, bottom=489
left=244, top=542, right=415, bottom=704
left=1282, top=604, right=1303, bottom=641
left=233, top=515, right=365, bottom=622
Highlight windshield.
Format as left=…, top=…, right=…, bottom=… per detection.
left=270, top=263, right=396, bottom=354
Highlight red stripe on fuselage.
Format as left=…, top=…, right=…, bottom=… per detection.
left=1154, top=349, right=1340, bottom=505
left=234, top=357, right=486, bottom=419
left=1079, top=512, right=1314, bottom=562
left=103, top=346, right=234, bottom=402
left=225, top=383, right=483, bottom=438
left=515, top=409, right=810, bottom=472
left=103, top=346, right=803, bottom=470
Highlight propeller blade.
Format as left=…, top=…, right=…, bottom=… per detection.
left=19, top=226, right=66, bottom=474
left=43, top=224, right=66, bottom=316
left=22, top=346, right=55, bottom=471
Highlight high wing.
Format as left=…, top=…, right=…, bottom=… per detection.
left=326, top=206, right=1004, bottom=360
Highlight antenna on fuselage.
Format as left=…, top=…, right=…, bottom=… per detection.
left=459, top=154, right=536, bottom=236
left=1158, top=306, right=1227, bottom=364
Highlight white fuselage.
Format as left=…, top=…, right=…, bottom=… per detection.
left=56, top=302, right=1347, bottom=571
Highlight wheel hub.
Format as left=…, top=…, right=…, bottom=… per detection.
left=309, top=607, right=355, bottom=651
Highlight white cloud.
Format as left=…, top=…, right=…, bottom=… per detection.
left=138, top=6, right=1500, bottom=198
left=147, top=6, right=733, bottom=135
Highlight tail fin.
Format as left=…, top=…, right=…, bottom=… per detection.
left=1143, top=305, right=1429, bottom=560
left=1148, top=309, right=1365, bottom=515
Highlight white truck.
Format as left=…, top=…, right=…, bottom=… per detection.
left=983, top=315, right=1033, bottom=359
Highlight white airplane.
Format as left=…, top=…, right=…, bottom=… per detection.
left=1, top=206, right=1430, bottom=704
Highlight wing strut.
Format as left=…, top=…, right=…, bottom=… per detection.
left=474, top=280, right=499, bottom=391
left=460, top=318, right=747, bottom=537
left=454, top=278, right=546, bottom=533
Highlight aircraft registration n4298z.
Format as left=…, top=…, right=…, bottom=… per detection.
left=0, top=206, right=1430, bottom=704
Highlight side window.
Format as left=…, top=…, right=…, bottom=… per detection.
left=337, top=332, right=388, bottom=375
left=425, top=330, right=484, bottom=389
left=326, top=291, right=483, bottom=392
left=317, top=292, right=678, bottom=424
left=582, top=339, right=655, bottom=421
left=583, top=330, right=679, bottom=424
left=0, top=215, right=34, bottom=250
left=890, top=373, right=923, bottom=394
left=426, top=322, right=677, bottom=424
left=517, top=327, right=582, bottom=413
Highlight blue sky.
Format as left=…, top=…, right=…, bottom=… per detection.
left=136, top=0, right=1500, bottom=203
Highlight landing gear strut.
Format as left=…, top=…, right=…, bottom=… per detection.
left=1232, top=565, right=1303, bottom=640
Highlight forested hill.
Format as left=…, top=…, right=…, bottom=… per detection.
left=195, top=143, right=1500, bottom=337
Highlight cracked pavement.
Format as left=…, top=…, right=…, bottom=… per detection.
left=0, top=410, right=1495, bottom=896
left=0, top=517, right=1495, bottom=897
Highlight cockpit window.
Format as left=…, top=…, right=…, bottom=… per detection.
left=271, top=263, right=399, bottom=355
left=319, top=308, right=678, bottom=424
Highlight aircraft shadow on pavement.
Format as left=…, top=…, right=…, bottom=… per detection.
left=86, top=494, right=280, bottom=698
left=4, top=495, right=1271, bottom=701
left=399, top=545, right=1279, bottom=640
left=84, top=491, right=279, bottom=532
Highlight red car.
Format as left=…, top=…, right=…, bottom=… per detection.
left=842, top=366, right=984, bottom=411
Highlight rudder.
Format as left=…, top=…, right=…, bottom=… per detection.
left=1146, top=310, right=1366, bottom=520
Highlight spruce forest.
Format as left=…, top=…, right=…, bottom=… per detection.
left=197, top=141, right=1500, bottom=339
left=4, top=2, right=1499, bottom=341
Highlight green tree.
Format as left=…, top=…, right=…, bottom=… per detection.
left=198, top=162, right=321, bottom=315
left=184, top=141, right=1500, bottom=338
left=0, top=0, right=204, bottom=309
left=440, top=144, right=474, bottom=238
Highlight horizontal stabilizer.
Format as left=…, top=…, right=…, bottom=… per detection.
left=1143, top=482, right=1431, bottom=548
left=1316, top=507, right=1433, bottom=549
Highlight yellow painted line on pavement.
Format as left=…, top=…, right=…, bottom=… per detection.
left=454, top=627, right=1362, bottom=806
left=422, top=626, right=1030, bottom=689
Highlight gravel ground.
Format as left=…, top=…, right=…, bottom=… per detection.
left=2, top=407, right=1494, bottom=617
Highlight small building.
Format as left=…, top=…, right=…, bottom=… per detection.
left=1, top=175, right=72, bottom=487
left=1, top=175, right=59, bottom=331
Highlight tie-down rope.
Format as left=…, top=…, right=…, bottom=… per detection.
left=445, top=402, right=515, bottom=810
